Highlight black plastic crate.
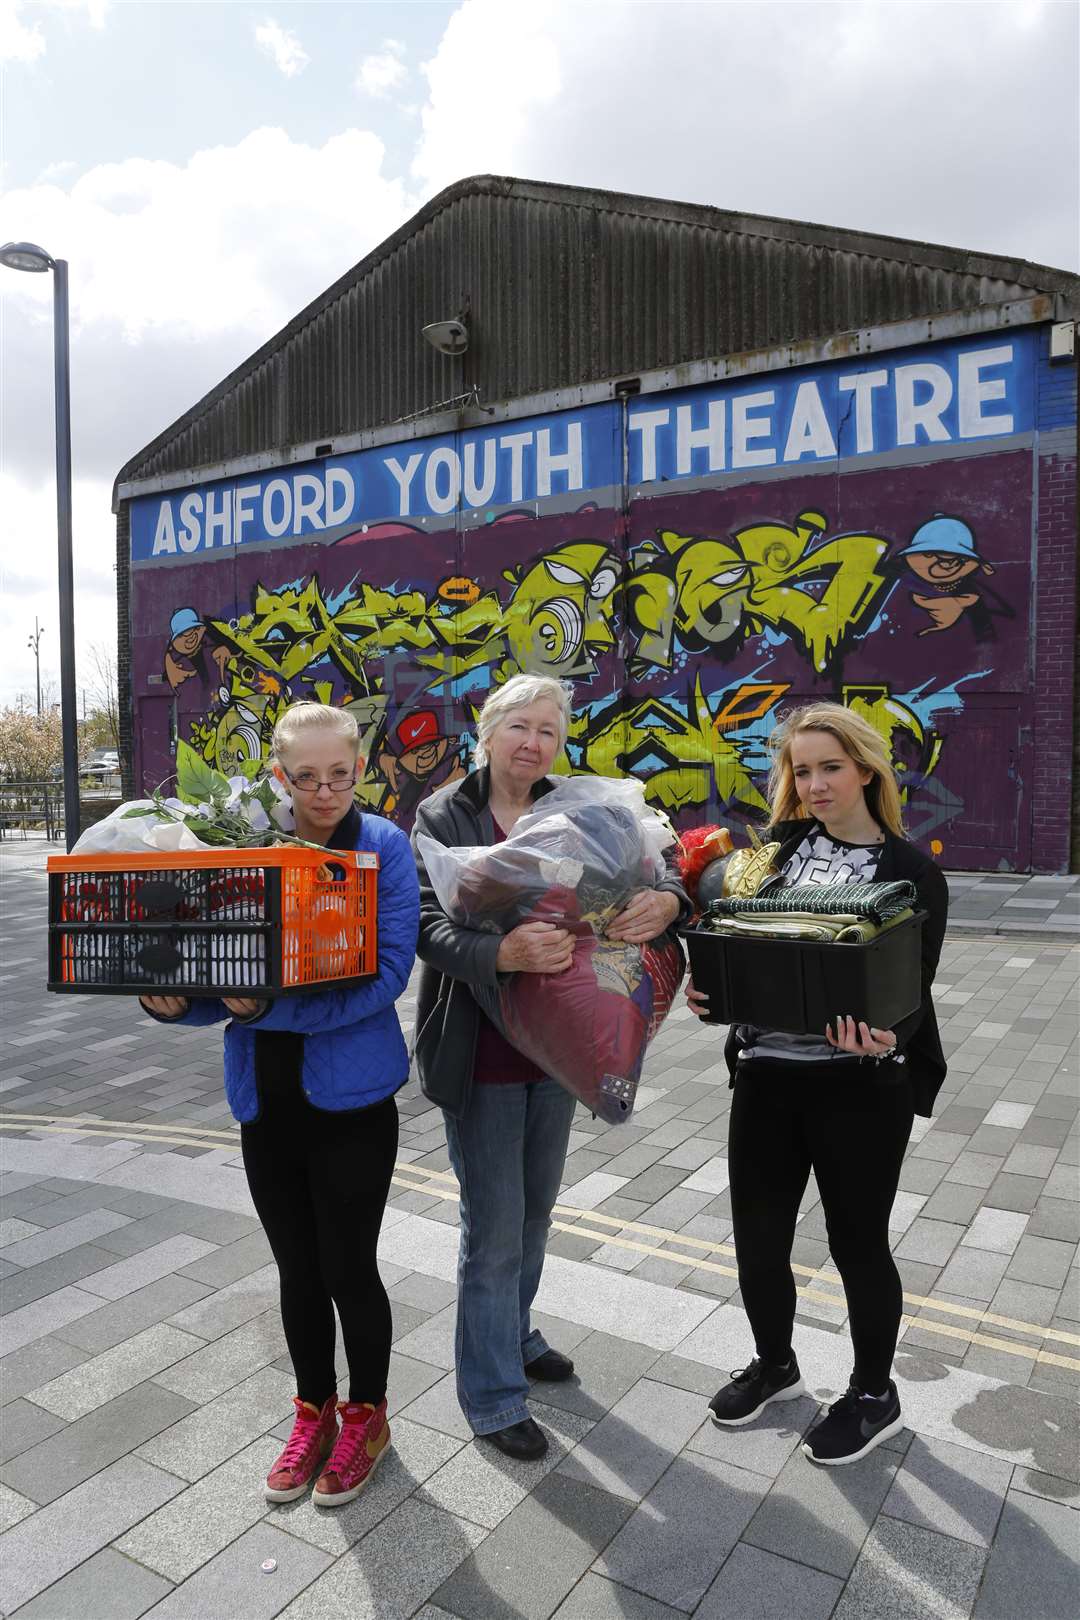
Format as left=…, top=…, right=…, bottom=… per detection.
left=47, top=850, right=377, bottom=997
left=682, top=911, right=925, bottom=1035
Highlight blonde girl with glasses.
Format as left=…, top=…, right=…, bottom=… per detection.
left=141, top=702, right=419, bottom=1508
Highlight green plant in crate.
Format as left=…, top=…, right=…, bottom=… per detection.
left=119, top=741, right=326, bottom=850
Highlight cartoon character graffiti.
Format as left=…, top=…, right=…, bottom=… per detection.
left=500, top=542, right=620, bottom=680
left=898, top=515, right=1013, bottom=641
left=628, top=511, right=889, bottom=675
left=376, top=710, right=465, bottom=819
left=164, top=608, right=232, bottom=695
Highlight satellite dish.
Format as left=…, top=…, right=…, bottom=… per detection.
left=422, top=319, right=469, bottom=356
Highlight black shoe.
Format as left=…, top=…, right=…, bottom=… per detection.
left=479, top=1418, right=549, bottom=1460
left=708, top=1357, right=804, bottom=1426
left=802, top=1380, right=903, bottom=1465
left=524, top=1348, right=575, bottom=1383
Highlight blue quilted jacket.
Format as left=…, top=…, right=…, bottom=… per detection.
left=164, top=807, right=419, bottom=1123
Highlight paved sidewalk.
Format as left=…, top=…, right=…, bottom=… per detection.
left=1, top=839, right=1077, bottom=1619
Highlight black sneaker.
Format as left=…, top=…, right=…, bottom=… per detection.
left=801, top=1380, right=903, bottom=1465
left=708, top=1357, right=804, bottom=1426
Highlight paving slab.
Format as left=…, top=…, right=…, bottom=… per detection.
left=972, top=1486, right=1080, bottom=1620
left=0, top=1380, right=197, bottom=1505
left=557, top=1378, right=710, bottom=1502
left=8, top=1546, right=173, bottom=1620
left=694, top=1543, right=843, bottom=1620
left=0, top=1455, right=183, bottom=1615
left=140, top=1521, right=330, bottom=1620
left=831, top=1515, right=987, bottom=1620
left=432, top=1472, right=628, bottom=1620
left=279, top=1497, right=487, bottom=1620
left=741, top=1443, right=900, bottom=1579
left=595, top=1452, right=770, bottom=1612
left=115, top=1437, right=281, bottom=1582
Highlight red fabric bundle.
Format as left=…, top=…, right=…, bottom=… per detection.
left=677, top=826, right=734, bottom=908
left=480, top=934, right=684, bottom=1124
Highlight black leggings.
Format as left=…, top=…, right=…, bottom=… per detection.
left=728, top=1061, right=914, bottom=1393
left=240, top=1052, right=398, bottom=1406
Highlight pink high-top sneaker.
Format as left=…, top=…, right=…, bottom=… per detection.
left=265, top=1395, right=338, bottom=1502
left=313, top=1398, right=391, bottom=1507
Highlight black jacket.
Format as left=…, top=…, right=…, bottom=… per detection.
left=411, top=768, right=691, bottom=1117
left=722, top=819, right=949, bottom=1117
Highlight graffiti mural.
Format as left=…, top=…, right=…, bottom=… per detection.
left=129, top=330, right=1050, bottom=870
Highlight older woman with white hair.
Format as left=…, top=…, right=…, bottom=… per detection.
left=411, top=673, right=688, bottom=1458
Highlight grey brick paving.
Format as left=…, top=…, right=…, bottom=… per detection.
left=694, top=1544, right=843, bottom=1620
left=831, top=1516, right=987, bottom=1620
left=9, top=1547, right=174, bottom=1620
left=0, top=1456, right=183, bottom=1614
left=141, top=1522, right=331, bottom=1620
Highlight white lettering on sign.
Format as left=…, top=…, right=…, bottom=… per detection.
left=500, top=432, right=532, bottom=503
left=464, top=439, right=497, bottom=506
left=837, top=369, right=888, bottom=454
left=732, top=391, right=776, bottom=468
left=784, top=381, right=837, bottom=462
left=425, top=447, right=461, bottom=516
left=263, top=479, right=292, bottom=537
left=630, top=409, right=670, bottom=482
left=385, top=453, right=422, bottom=517
left=895, top=363, right=952, bottom=445
left=233, top=485, right=260, bottom=544
left=958, top=345, right=1014, bottom=437
left=204, top=489, right=232, bottom=549
left=178, top=492, right=202, bottom=553
left=676, top=400, right=725, bottom=474
left=325, top=467, right=355, bottom=524
left=152, top=505, right=177, bottom=555
left=536, top=423, right=583, bottom=497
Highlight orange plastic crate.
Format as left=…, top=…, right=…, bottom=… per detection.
left=47, top=847, right=378, bottom=997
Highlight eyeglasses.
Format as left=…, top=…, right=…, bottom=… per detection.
left=281, top=767, right=356, bottom=795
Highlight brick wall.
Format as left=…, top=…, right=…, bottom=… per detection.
left=115, top=503, right=134, bottom=803
left=1032, top=330, right=1079, bottom=872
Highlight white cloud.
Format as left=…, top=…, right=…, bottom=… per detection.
left=356, top=38, right=408, bottom=99
left=0, top=471, right=118, bottom=710
left=0, top=1, right=46, bottom=62
left=0, top=0, right=108, bottom=62
left=0, top=128, right=415, bottom=490
left=254, top=17, right=309, bottom=78
left=412, top=0, right=1078, bottom=271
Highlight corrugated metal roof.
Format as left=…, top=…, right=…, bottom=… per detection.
left=114, top=174, right=1080, bottom=492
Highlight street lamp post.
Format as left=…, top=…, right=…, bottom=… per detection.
left=2, top=242, right=80, bottom=849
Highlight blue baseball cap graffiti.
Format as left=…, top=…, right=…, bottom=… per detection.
left=900, top=515, right=982, bottom=561
left=170, top=607, right=205, bottom=637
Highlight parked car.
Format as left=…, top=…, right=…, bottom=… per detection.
left=82, top=750, right=120, bottom=779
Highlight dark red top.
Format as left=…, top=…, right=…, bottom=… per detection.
left=473, top=819, right=545, bottom=1086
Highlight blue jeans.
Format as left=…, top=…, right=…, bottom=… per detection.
left=443, top=1077, right=576, bottom=1434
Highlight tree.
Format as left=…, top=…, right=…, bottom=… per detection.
left=0, top=706, right=63, bottom=781
left=82, top=643, right=120, bottom=750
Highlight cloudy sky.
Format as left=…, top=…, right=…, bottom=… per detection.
left=1, top=0, right=1077, bottom=712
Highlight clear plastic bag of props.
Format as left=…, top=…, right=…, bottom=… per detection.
left=416, top=775, right=671, bottom=936
left=71, top=800, right=208, bottom=856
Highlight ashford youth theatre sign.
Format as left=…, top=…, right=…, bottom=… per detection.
left=132, top=333, right=1034, bottom=563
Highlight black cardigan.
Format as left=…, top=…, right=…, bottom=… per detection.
left=722, top=819, right=950, bottom=1117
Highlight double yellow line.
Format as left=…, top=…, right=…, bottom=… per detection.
left=2, top=1111, right=1076, bottom=1373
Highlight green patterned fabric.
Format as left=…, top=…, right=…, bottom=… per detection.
left=707, top=880, right=916, bottom=925
left=701, top=907, right=914, bottom=944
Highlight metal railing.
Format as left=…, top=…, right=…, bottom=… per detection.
left=0, top=781, right=66, bottom=840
